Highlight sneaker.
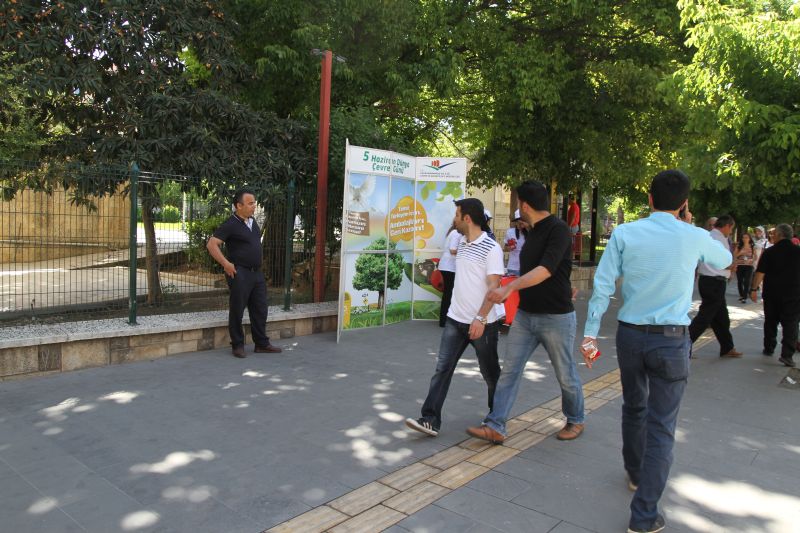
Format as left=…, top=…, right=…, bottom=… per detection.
left=778, top=356, right=796, bottom=368
left=763, top=350, right=774, bottom=356
left=405, top=418, right=439, bottom=437
left=627, top=514, right=666, bottom=533
left=625, top=472, right=638, bottom=492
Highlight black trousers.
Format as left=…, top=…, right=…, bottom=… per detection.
left=689, top=276, right=734, bottom=354
left=439, top=270, right=456, bottom=327
left=763, top=297, right=800, bottom=359
left=226, top=267, right=269, bottom=348
left=736, top=266, right=754, bottom=298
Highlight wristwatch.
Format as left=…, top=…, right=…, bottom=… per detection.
left=474, top=315, right=487, bottom=325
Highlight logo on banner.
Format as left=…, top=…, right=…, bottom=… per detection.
left=423, top=159, right=456, bottom=171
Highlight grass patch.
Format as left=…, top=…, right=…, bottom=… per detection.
left=385, top=301, right=412, bottom=324
left=413, top=300, right=440, bottom=320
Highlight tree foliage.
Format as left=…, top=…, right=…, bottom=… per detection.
left=666, top=0, right=800, bottom=224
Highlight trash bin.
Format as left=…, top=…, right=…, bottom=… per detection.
left=572, top=231, right=583, bottom=261
left=501, top=275, right=519, bottom=326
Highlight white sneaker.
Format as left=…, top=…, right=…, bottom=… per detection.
left=405, top=417, right=439, bottom=437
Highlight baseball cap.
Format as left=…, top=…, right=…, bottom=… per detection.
left=512, top=209, right=521, bottom=221
left=484, top=208, right=492, bottom=220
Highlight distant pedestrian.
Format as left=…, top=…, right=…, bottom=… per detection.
left=705, top=216, right=717, bottom=231
left=688, top=215, right=742, bottom=358
left=750, top=223, right=800, bottom=368
left=405, top=198, right=504, bottom=437
left=438, top=223, right=461, bottom=327
left=753, top=226, right=768, bottom=266
left=207, top=189, right=282, bottom=358
left=734, top=233, right=755, bottom=303
left=466, top=180, right=585, bottom=445
left=567, top=194, right=581, bottom=235
left=580, top=170, right=731, bottom=533
left=503, top=209, right=528, bottom=276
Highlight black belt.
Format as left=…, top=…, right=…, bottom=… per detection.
left=699, top=274, right=728, bottom=281
left=239, top=265, right=261, bottom=272
left=619, top=321, right=687, bottom=335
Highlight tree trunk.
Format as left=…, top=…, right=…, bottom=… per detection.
left=378, top=290, right=385, bottom=310
left=140, top=184, right=163, bottom=305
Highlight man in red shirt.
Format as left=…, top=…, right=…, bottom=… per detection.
left=567, top=194, right=580, bottom=235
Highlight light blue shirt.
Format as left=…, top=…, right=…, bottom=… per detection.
left=584, top=211, right=732, bottom=337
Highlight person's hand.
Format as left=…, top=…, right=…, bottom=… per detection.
left=224, top=261, right=237, bottom=278
left=469, top=319, right=485, bottom=340
left=750, top=290, right=758, bottom=303
left=571, top=287, right=579, bottom=301
left=679, top=207, right=693, bottom=224
left=579, top=337, right=599, bottom=369
left=487, top=286, right=510, bottom=304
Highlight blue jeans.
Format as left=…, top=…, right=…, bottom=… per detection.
left=484, top=310, right=584, bottom=435
left=617, top=324, right=690, bottom=530
left=420, top=318, right=500, bottom=430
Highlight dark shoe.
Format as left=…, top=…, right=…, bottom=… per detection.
left=721, top=349, right=743, bottom=358
left=232, top=346, right=246, bottom=358
left=254, top=344, right=282, bottom=354
left=779, top=356, right=796, bottom=368
left=465, top=424, right=505, bottom=444
left=627, top=514, right=666, bottom=533
left=556, top=422, right=585, bottom=441
left=763, top=350, right=774, bottom=356
left=625, top=471, right=638, bottom=492
left=405, top=417, right=439, bottom=437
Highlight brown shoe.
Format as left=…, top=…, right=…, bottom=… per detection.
left=721, top=349, right=743, bottom=358
left=254, top=344, right=282, bottom=354
left=232, top=346, right=246, bottom=358
left=556, top=422, right=585, bottom=441
left=465, top=425, right=505, bottom=444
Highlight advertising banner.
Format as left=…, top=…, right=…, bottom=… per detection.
left=338, top=143, right=467, bottom=341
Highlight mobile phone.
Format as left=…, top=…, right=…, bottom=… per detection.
left=678, top=206, right=687, bottom=220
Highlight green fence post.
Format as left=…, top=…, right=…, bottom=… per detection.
left=283, top=180, right=295, bottom=311
left=128, top=162, right=139, bottom=325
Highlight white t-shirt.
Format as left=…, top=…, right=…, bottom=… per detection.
left=447, top=232, right=505, bottom=324
left=698, top=228, right=732, bottom=278
left=503, top=227, right=526, bottom=271
left=438, top=229, right=461, bottom=273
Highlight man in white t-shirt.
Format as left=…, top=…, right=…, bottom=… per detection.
left=406, top=198, right=505, bottom=437
left=504, top=209, right=527, bottom=276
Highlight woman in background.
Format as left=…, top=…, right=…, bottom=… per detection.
left=735, top=232, right=755, bottom=303
left=438, top=223, right=461, bottom=327
left=503, top=210, right=528, bottom=276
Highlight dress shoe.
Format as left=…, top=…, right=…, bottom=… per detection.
left=556, top=422, right=585, bottom=441
left=254, top=344, right=282, bottom=354
left=465, top=425, right=505, bottom=444
left=779, top=356, right=796, bottom=368
left=232, top=346, right=246, bottom=358
left=720, top=349, right=742, bottom=358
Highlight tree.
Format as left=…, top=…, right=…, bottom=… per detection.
left=666, top=0, right=800, bottom=224
left=352, top=238, right=403, bottom=310
left=0, top=1, right=313, bottom=302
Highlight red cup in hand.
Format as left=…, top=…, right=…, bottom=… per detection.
left=507, top=238, right=517, bottom=250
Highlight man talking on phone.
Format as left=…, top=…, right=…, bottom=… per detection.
left=580, top=170, right=731, bottom=533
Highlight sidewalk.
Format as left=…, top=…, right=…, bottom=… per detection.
left=0, top=286, right=798, bottom=532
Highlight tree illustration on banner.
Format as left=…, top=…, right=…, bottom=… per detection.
left=353, top=238, right=404, bottom=310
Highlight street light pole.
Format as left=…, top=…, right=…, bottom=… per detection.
left=313, top=49, right=332, bottom=303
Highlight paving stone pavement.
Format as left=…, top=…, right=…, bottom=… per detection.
left=1, top=285, right=798, bottom=533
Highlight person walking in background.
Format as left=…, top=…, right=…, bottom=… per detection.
left=567, top=194, right=580, bottom=235
left=734, top=232, right=755, bottom=303
left=580, top=170, right=731, bottom=533
left=750, top=224, right=800, bottom=368
left=688, top=215, right=743, bottom=358
left=466, top=180, right=585, bottom=445
left=438, top=223, right=461, bottom=327
left=207, top=189, right=282, bottom=358
left=405, top=198, right=504, bottom=437
left=753, top=226, right=768, bottom=267
left=504, top=209, right=528, bottom=276
left=705, top=217, right=717, bottom=231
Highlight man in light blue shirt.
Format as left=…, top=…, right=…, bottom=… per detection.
left=580, top=170, right=731, bottom=533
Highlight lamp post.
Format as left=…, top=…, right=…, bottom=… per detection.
left=310, top=49, right=346, bottom=302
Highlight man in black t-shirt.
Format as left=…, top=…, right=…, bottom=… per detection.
left=467, top=181, right=585, bottom=445
left=750, top=223, right=800, bottom=367
left=207, top=189, right=282, bottom=358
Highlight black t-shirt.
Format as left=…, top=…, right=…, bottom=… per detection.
left=756, top=239, right=800, bottom=301
left=212, top=215, right=263, bottom=268
left=518, top=214, right=574, bottom=314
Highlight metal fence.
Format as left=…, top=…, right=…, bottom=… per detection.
left=0, top=161, right=340, bottom=326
